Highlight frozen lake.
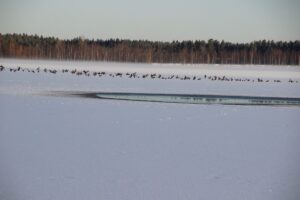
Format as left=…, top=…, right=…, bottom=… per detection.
left=0, top=59, right=300, bottom=200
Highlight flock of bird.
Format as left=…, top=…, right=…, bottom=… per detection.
left=0, top=65, right=298, bottom=84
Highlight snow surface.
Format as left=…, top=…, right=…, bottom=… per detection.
left=0, top=59, right=300, bottom=200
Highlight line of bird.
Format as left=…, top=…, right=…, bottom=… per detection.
left=0, top=65, right=298, bottom=84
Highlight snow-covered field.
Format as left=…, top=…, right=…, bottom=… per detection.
left=0, top=59, right=300, bottom=200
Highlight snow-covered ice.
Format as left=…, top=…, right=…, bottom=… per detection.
left=0, top=59, right=300, bottom=200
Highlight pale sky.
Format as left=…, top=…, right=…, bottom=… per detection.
left=0, top=0, right=299, bottom=42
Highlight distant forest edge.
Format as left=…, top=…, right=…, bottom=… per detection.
left=0, top=33, right=299, bottom=65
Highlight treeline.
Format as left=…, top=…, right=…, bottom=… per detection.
left=0, top=33, right=299, bottom=65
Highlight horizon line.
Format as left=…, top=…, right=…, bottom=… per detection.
left=1, top=32, right=299, bottom=44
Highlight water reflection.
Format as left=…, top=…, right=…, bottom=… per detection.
left=64, top=92, right=300, bottom=106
